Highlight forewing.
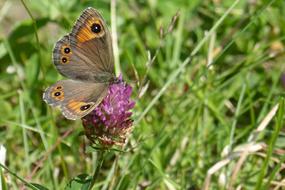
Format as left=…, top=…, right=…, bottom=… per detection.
left=52, top=7, right=114, bottom=82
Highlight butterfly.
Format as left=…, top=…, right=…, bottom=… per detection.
left=43, top=7, right=115, bottom=120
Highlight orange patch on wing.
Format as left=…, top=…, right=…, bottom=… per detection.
left=76, top=18, right=105, bottom=43
left=51, top=90, right=64, bottom=101
left=67, top=100, right=94, bottom=114
left=54, top=85, right=63, bottom=90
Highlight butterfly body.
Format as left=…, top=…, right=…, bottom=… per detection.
left=43, top=7, right=115, bottom=120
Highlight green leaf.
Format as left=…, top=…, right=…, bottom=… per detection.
left=8, top=18, right=50, bottom=41
left=30, top=183, right=49, bottom=190
left=65, top=174, right=91, bottom=190
left=0, top=18, right=50, bottom=64
left=1, top=169, right=8, bottom=190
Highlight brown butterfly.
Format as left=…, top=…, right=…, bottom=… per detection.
left=43, top=7, right=115, bottom=120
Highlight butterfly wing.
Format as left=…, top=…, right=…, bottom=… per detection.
left=53, top=7, right=114, bottom=83
left=43, top=80, right=108, bottom=120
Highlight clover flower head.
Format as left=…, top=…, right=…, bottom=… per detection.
left=82, top=75, right=135, bottom=146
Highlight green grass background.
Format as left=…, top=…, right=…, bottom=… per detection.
left=0, top=0, right=285, bottom=189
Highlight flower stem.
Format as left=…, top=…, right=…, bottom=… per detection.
left=88, top=150, right=106, bottom=190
